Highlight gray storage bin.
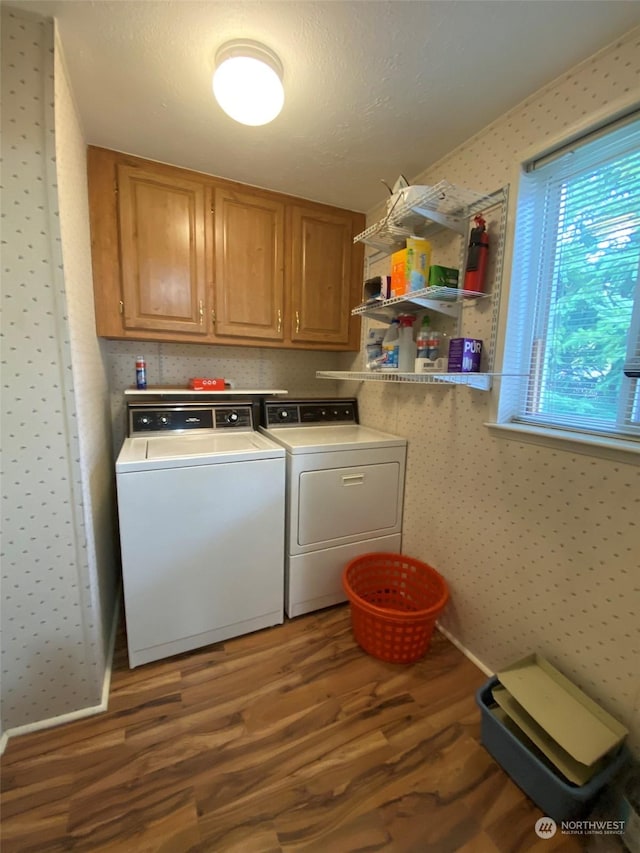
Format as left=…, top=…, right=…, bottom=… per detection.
left=476, top=677, right=630, bottom=822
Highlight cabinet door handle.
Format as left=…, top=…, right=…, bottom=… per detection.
left=277, top=308, right=282, bottom=334
left=296, top=310, right=300, bottom=334
left=119, top=300, right=124, bottom=315
left=199, top=300, right=204, bottom=325
left=211, top=308, right=216, bottom=325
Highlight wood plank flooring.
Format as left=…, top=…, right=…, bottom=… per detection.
left=1, top=605, right=584, bottom=852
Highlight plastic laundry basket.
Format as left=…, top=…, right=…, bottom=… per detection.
left=342, top=552, right=449, bottom=664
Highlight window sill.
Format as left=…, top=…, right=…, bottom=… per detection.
left=486, top=422, right=640, bottom=465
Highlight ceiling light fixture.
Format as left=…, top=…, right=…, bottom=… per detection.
left=212, top=39, right=284, bottom=126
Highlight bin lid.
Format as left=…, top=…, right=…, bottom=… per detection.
left=491, top=684, right=607, bottom=785
left=496, top=654, right=627, bottom=767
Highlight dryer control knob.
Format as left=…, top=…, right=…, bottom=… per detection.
left=226, top=411, right=239, bottom=424
left=277, top=410, right=289, bottom=421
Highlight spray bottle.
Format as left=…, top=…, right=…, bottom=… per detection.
left=136, top=356, right=147, bottom=390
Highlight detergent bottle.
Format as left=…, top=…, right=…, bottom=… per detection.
left=397, top=314, right=416, bottom=372
left=380, top=318, right=399, bottom=370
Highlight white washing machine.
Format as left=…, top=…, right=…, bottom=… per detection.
left=261, top=398, right=407, bottom=618
left=116, top=400, right=286, bottom=667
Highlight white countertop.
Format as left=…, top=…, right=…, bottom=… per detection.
left=124, top=387, right=289, bottom=397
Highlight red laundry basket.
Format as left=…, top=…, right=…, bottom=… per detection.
left=342, top=552, right=450, bottom=664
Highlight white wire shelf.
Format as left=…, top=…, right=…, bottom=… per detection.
left=316, top=370, right=497, bottom=391
left=352, top=285, right=490, bottom=321
left=354, top=181, right=498, bottom=254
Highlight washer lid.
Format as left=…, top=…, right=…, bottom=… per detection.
left=117, top=431, right=285, bottom=472
left=261, top=424, right=407, bottom=454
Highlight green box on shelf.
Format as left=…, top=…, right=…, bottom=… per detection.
left=428, top=265, right=459, bottom=288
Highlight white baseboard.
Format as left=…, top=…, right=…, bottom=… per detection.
left=436, top=622, right=493, bottom=677
left=0, top=595, right=120, bottom=755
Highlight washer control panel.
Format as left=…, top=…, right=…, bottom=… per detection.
left=129, top=404, right=253, bottom=435
left=263, top=399, right=358, bottom=427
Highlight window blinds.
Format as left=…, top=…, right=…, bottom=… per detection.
left=509, top=116, right=640, bottom=440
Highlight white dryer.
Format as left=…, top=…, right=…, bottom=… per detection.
left=261, top=399, right=407, bottom=618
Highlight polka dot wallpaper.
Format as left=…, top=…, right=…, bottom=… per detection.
left=2, top=4, right=638, bottom=755
left=1, top=9, right=117, bottom=733
left=53, top=27, right=119, bottom=684
left=345, top=27, right=640, bottom=751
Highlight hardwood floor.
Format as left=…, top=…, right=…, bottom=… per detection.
left=1, top=606, right=584, bottom=852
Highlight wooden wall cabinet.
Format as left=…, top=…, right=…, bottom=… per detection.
left=88, top=147, right=213, bottom=341
left=87, top=146, right=364, bottom=350
left=117, top=165, right=208, bottom=336
left=213, top=186, right=285, bottom=342
left=288, top=205, right=357, bottom=346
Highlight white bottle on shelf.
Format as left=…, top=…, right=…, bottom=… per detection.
left=397, top=314, right=416, bottom=373
left=380, top=318, right=400, bottom=370
left=416, top=316, right=431, bottom=359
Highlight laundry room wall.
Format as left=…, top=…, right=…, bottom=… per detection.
left=340, top=26, right=640, bottom=752
left=53, top=25, right=119, bottom=686
left=1, top=8, right=118, bottom=736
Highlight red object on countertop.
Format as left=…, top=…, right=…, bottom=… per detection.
left=188, top=378, right=226, bottom=390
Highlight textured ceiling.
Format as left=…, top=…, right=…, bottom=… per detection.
left=7, top=0, right=640, bottom=211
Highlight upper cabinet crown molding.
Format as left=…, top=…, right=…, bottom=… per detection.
left=87, top=146, right=364, bottom=351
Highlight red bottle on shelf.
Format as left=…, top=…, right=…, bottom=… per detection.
left=464, top=215, right=489, bottom=295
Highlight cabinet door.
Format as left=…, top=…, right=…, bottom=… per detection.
left=289, top=205, right=356, bottom=345
left=214, top=187, right=284, bottom=340
left=117, top=165, right=208, bottom=335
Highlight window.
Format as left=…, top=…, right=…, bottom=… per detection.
left=499, top=114, right=640, bottom=446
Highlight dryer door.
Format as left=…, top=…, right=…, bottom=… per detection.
left=297, top=461, right=401, bottom=546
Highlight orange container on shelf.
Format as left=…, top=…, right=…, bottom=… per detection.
left=342, top=552, right=449, bottom=664
left=390, top=248, right=407, bottom=297
left=404, top=237, right=431, bottom=293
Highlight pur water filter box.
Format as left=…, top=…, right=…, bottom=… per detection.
left=448, top=338, right=483, bottom=373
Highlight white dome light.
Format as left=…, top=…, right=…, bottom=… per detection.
left=213, top=40, right=284, bottom=126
